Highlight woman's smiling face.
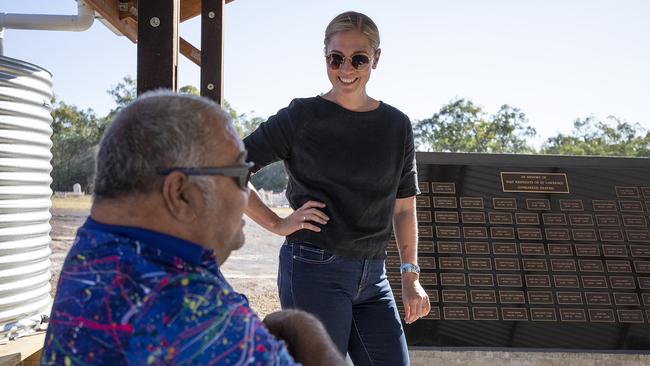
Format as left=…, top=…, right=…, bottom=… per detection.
left=324, top=30, right=380, bottom=97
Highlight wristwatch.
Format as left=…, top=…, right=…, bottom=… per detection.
left=399, top=263, right=420, bottom=274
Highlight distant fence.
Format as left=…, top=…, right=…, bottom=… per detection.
left=257, top=189, right=288, bottom=207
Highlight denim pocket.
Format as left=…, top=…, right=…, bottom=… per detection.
left=290, top=243, right=336, bottom=264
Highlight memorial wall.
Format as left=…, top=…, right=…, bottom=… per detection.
left=387, top=152, right=650, bottom=350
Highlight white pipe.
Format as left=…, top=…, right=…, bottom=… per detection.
left=0, top=0, right=94, bottom=32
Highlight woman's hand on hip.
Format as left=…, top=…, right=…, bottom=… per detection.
left=271, top=200, right=329, bottom=236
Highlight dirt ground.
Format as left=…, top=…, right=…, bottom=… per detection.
left=49, top=202, right=285, bottom=319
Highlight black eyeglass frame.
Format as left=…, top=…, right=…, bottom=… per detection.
left=157, top=162, right=254, bottom=190
left=325, top=52, right=374, bottom=70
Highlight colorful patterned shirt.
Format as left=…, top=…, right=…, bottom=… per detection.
left=41, top=218, right=299, bottom=365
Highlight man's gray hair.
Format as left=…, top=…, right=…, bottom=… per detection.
left=94, top=89, right=228, bottom=199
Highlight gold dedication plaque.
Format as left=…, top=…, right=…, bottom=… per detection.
left=501, top=172, right=569, bottom=194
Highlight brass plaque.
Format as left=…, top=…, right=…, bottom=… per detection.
left=424, top=307, right=441, bottom=320
left=501, top=172, right=569, bottom=194
left=497, top=274, right=523, bottom=287
left=460, top=197, right=484, bottom=209
left=559, top=199, right=584, bottom=211
left=432, top=182, right=456, bottom=194
left=613, top=293, right=640, bottom=306
left=569, top=214, right=594, bottom=226
left=420, top=274, right=438, bottom=286
left=589, top=309, right=615, bottom=323
left=602, top=245, right=627, bottom=257
left=440, top=273, right=466, bottom=286
left=416, top=196, right=431, bottom=208
left=592, top=200, right=617, bottom=212
left=516, top=213, right=540, bottom=225
left=619, top=200, right=644, bottom=212
left=550, top=259, right=577, bottom=272
left=473, top=307, right=499, bottom=320
left=578, top=259, right=604, bottom=272
left=495, top=258, right=520, bottom=271
left=525, top=275, right=551, bottom=288
left=556, top=292, right=582, bottom=305
left=631, top=245, right=650, bottom=257
left=627, top=230, right=650, bottom=242
left=499, top=291, right=525, bottom=304
left=617, top=310, right=644, bottom=323
left=530, top=308, right=557, bottom=322
left=548, top=244, right=573, bottom=256
left=433, top=196, right=457, bottom=209
left=439, top=257, right=464, bottom=270
left=491, top=227, right=515, bottom=240
left=560, top=309, right=586, bottom=322
left=575, top=244, right=600, bottom=257
left=466, top=258, right=492, bottom=271
left=543, top=213, right=567, bottom=226
left=465, top=242, right=490, bottom=255
left=386, top=257, right=401, bottom=270
left=582, top=276, right=608, bottom=288
left=489, top=212, right=513, bottom=224
left=622, top=215, right=646, bottom=227
left=434, top=211, right=459, bottom=223
left=437, top=241, right=462, bottom=254
left=606, top=260, right=632, bottom=273
left=419, top=225, right=434, bottom=238
left=526, top=199, right=551, bottom=211
left=442, top=290, right=468, bottom=303
left=572, top=229, right=598, bottom=241
left=600, top=229, right=625, bottom=242
left=418, top=241, right=435, bottom=253
left=436, top=226, right=461, bottom=238
left=595, top=214, right=620, bottom=226
left=493, top=242, right=517, bottom=255
left=553, top=275, right=580, bottom=288
left=634, top=260, right=650, bottom=273
left=418, top=181, right=430, bottom=193
left=522, top=258, right=547, bottom=271
left=468, top=274, right=494, bottom=287
left=419, top=257, right=436, bottom=269
left=461, top=212, right=486, bottom=224
left=643, top=293, right=650, bottom=306
left=493, top=198, right=517, bottom=210
left=443, top=307, right=470, bottom=320
left=502, top=308, right=528, bottom=321
left=417, top=211, right=432, bottom=223
left=470, top=290, right=496, bottom=303
left=463, top=227, right=488, bottom=239
left=616, top=186, right=640, bottom=198
left=643, top=187, right=650, bottom=198
left=545, top=228, right=570, bottom=241
left=609, top=276, right=636, bottom=289
left=520, top=243, right=545, bottom=255
left=429, top=291, right=439, bottom=303
left=586, top=292, right=611, bottom=305
left=528, top=291, right=553, bottom=304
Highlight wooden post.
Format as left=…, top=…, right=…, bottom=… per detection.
left=137, top=0, right=180, bottom=94
left=201, top=0, right=224, bottom=105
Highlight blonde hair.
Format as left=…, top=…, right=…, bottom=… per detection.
left=324, top=11, right=380, bottom=53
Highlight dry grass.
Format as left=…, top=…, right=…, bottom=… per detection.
left=51, top=195, right=92, bottom=211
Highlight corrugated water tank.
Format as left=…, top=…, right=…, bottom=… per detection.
left=0, top=55, right=53, bottom=340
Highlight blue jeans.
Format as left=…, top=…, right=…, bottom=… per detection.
left=278, top=242, right=409, bottom=366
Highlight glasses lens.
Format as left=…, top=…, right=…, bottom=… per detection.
left=351, top=55, right=370, bottom=69
left=327, top=53, right=344, bottom=69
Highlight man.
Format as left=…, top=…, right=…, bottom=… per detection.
left=41, top=90, right=344, bottom=365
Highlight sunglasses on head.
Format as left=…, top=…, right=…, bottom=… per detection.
left=325, top=52, right=372, bottom=70
left=157, top=161, right=254, bottom=191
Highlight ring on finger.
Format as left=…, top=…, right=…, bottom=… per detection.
left=302, top=215, right=306, bottom=221
left=301, top=223, right=304, bottom=229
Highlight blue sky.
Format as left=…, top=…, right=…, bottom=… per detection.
left=3, top=0, right=649, bottom=145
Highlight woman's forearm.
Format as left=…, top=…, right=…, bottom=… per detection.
left=245, top=183, right=282, bottom=232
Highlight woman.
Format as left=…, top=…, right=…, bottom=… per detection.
left=243, top=11, right=430, bottom=366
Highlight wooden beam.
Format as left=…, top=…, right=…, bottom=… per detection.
left=180, top=0, right=235, bottom=22
left=180, top=37, right=201, bottom=66
left=85, top=0, right=137, bottom=42
left=137, top=0, right=180, bottom=93
left=200, top=0, right=224, bottom=104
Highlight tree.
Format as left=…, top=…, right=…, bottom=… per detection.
left=542, top=116, right=650, bottom=157
left=414, top=98, right=537, bottom=153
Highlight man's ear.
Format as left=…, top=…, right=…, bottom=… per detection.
left=372, top=48, right=381, bottom=69
left=161, top=173, right=199, bottom=223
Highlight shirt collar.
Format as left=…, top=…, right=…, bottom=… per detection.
left=83, top=217, right=209, bottom=266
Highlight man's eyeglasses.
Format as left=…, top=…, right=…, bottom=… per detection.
left=325, top=52, right=372, bottom=70
left=157, top=162, right=254, bottom=191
